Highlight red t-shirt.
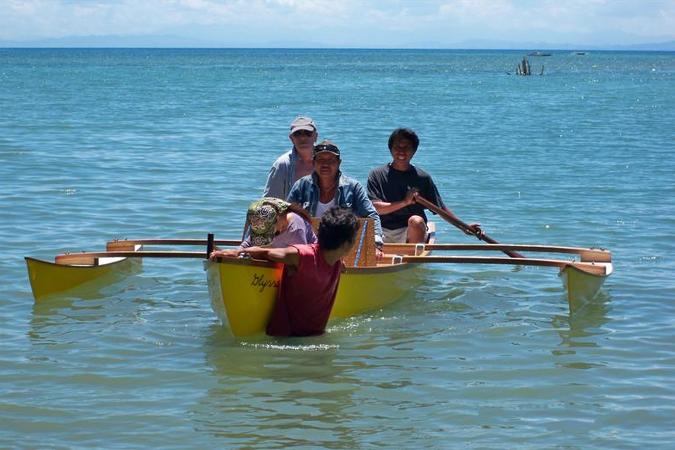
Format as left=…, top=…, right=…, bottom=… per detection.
left=266, top=243, right=342, bottom=337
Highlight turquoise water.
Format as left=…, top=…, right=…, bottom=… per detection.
left=1, top=48, right=674, bottom=449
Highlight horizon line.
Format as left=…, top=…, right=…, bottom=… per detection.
left=1, top=46, right=674, bottom=52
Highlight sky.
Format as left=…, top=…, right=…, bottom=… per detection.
left=1, top=0, right=674, bottom=49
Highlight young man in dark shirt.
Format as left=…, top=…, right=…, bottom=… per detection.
left=367, top=128, right=481, bottom=243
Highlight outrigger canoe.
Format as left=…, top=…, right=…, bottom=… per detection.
left=25, top=221, right=613, bottom=337
left=207, top=231, right=612, bottom=337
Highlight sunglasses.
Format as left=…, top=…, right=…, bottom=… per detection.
left=292, top=130, right=314, bottom=137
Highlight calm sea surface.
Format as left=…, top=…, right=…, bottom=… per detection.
left=1, top=48, right=674, bottom=449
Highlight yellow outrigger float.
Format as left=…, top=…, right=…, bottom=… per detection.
left=25, top=239, right=239, bottom=300
left=25, top=240, right=143, bottom=300
left=25, top=220, right=613, bottom=337
left=25, top=253, right=141, bottom=300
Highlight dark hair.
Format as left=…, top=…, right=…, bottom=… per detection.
left=387, top=128, right=419, bottom=151
left=318, top=207, right=359, bottom=250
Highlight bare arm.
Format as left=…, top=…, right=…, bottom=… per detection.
left=243, top=246, right=300, bottom=268
left=372, top=189, right=416, bottom=215
left=209, top=247, right=244, bottom=260
left=442, top=206, right=483, bottom=236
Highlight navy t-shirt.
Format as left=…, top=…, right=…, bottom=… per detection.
left=367, top=164, right=446, bottom=230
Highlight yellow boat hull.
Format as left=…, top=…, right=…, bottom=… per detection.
left=25, top=256, right=141, bottom=300
left=561, top=262, right=613, bottom=311
left=205, top=258, right=424, bottom=337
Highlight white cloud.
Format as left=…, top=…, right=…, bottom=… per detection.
left=435, top=0, right=675, bottom=41
left=0, top=0, right=673, bottom=45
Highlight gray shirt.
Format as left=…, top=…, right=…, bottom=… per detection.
left=263, top=148, right=298, bottom=200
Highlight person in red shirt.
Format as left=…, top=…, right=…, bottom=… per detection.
left=241, top=207, right=359, bottom=337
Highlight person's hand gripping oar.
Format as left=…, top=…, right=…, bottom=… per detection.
left=413, top=192, right=525, bottom=258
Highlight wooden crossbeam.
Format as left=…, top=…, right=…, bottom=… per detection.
left=55, top=251, right=207, bottom=265
left=400, top=255, right=609, bottom=276
left=106, top=238, right=240, bottom=250
left=383, top=243, right=611, bottom=262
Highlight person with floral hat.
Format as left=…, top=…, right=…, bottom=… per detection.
left=209, top=197, right=316, bottom=259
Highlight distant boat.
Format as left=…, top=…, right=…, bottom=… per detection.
left=528, top=51, right=551, bottom=56
left=573, top=51, right=588, bottom=55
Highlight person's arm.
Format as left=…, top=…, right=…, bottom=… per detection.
left=263, top=165, right=282, bottom=199
left=209, top=233, right=251, bottom=261
left=367, top=169, right=415, bottom=216
left=441, top=205, right=483, bottom=236
left=372, top=189, right=416, bottom=215
left=243, top=246, right=300, bottom=269
left=209, top=247, right=244, bottom=260
left=422, top=180, right=482, bottom=236
left=263, top=154, right=291, bottom=199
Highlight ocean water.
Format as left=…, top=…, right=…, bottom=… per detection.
left=1, top=48, right=674, bottom=449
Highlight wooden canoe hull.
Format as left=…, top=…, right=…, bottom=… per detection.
left=205, top=258, right=425, bottom=337
left=25, top=255, right=141, bottom=300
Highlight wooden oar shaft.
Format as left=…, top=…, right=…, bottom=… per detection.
left=401, top=255, right=608, bottom=275
left=414, top=195, right=470, bottom=231
left=414, top=195, right=524, bottom=258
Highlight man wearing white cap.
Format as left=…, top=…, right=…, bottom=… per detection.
left=263, top=116, right=318, bottom=200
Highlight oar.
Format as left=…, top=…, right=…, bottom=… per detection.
left=414, top=194, right=524, bottom=258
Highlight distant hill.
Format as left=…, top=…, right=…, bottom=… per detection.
left=447, top=39, right=675, bottom=51
left=0, top=34, right=220, bottom=48
left=1, top=35, right=674, bottom=51
left=607, top=41, right=675, bottom=51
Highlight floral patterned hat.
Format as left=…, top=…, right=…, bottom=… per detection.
left=246, top=197, right=290, bottom=246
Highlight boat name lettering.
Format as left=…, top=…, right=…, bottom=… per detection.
left=250, top=273, right=279, bottom=293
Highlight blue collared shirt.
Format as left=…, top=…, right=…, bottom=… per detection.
left=287, top=172, right=384, bottom=245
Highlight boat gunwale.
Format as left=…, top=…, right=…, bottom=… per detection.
left=561, top=261, right=613, bottom=278
left=209, top=256, right=283, bottom=269
left=25, top=255, right=129, bottom=269
left=208, top=255, right=427, bottom=274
